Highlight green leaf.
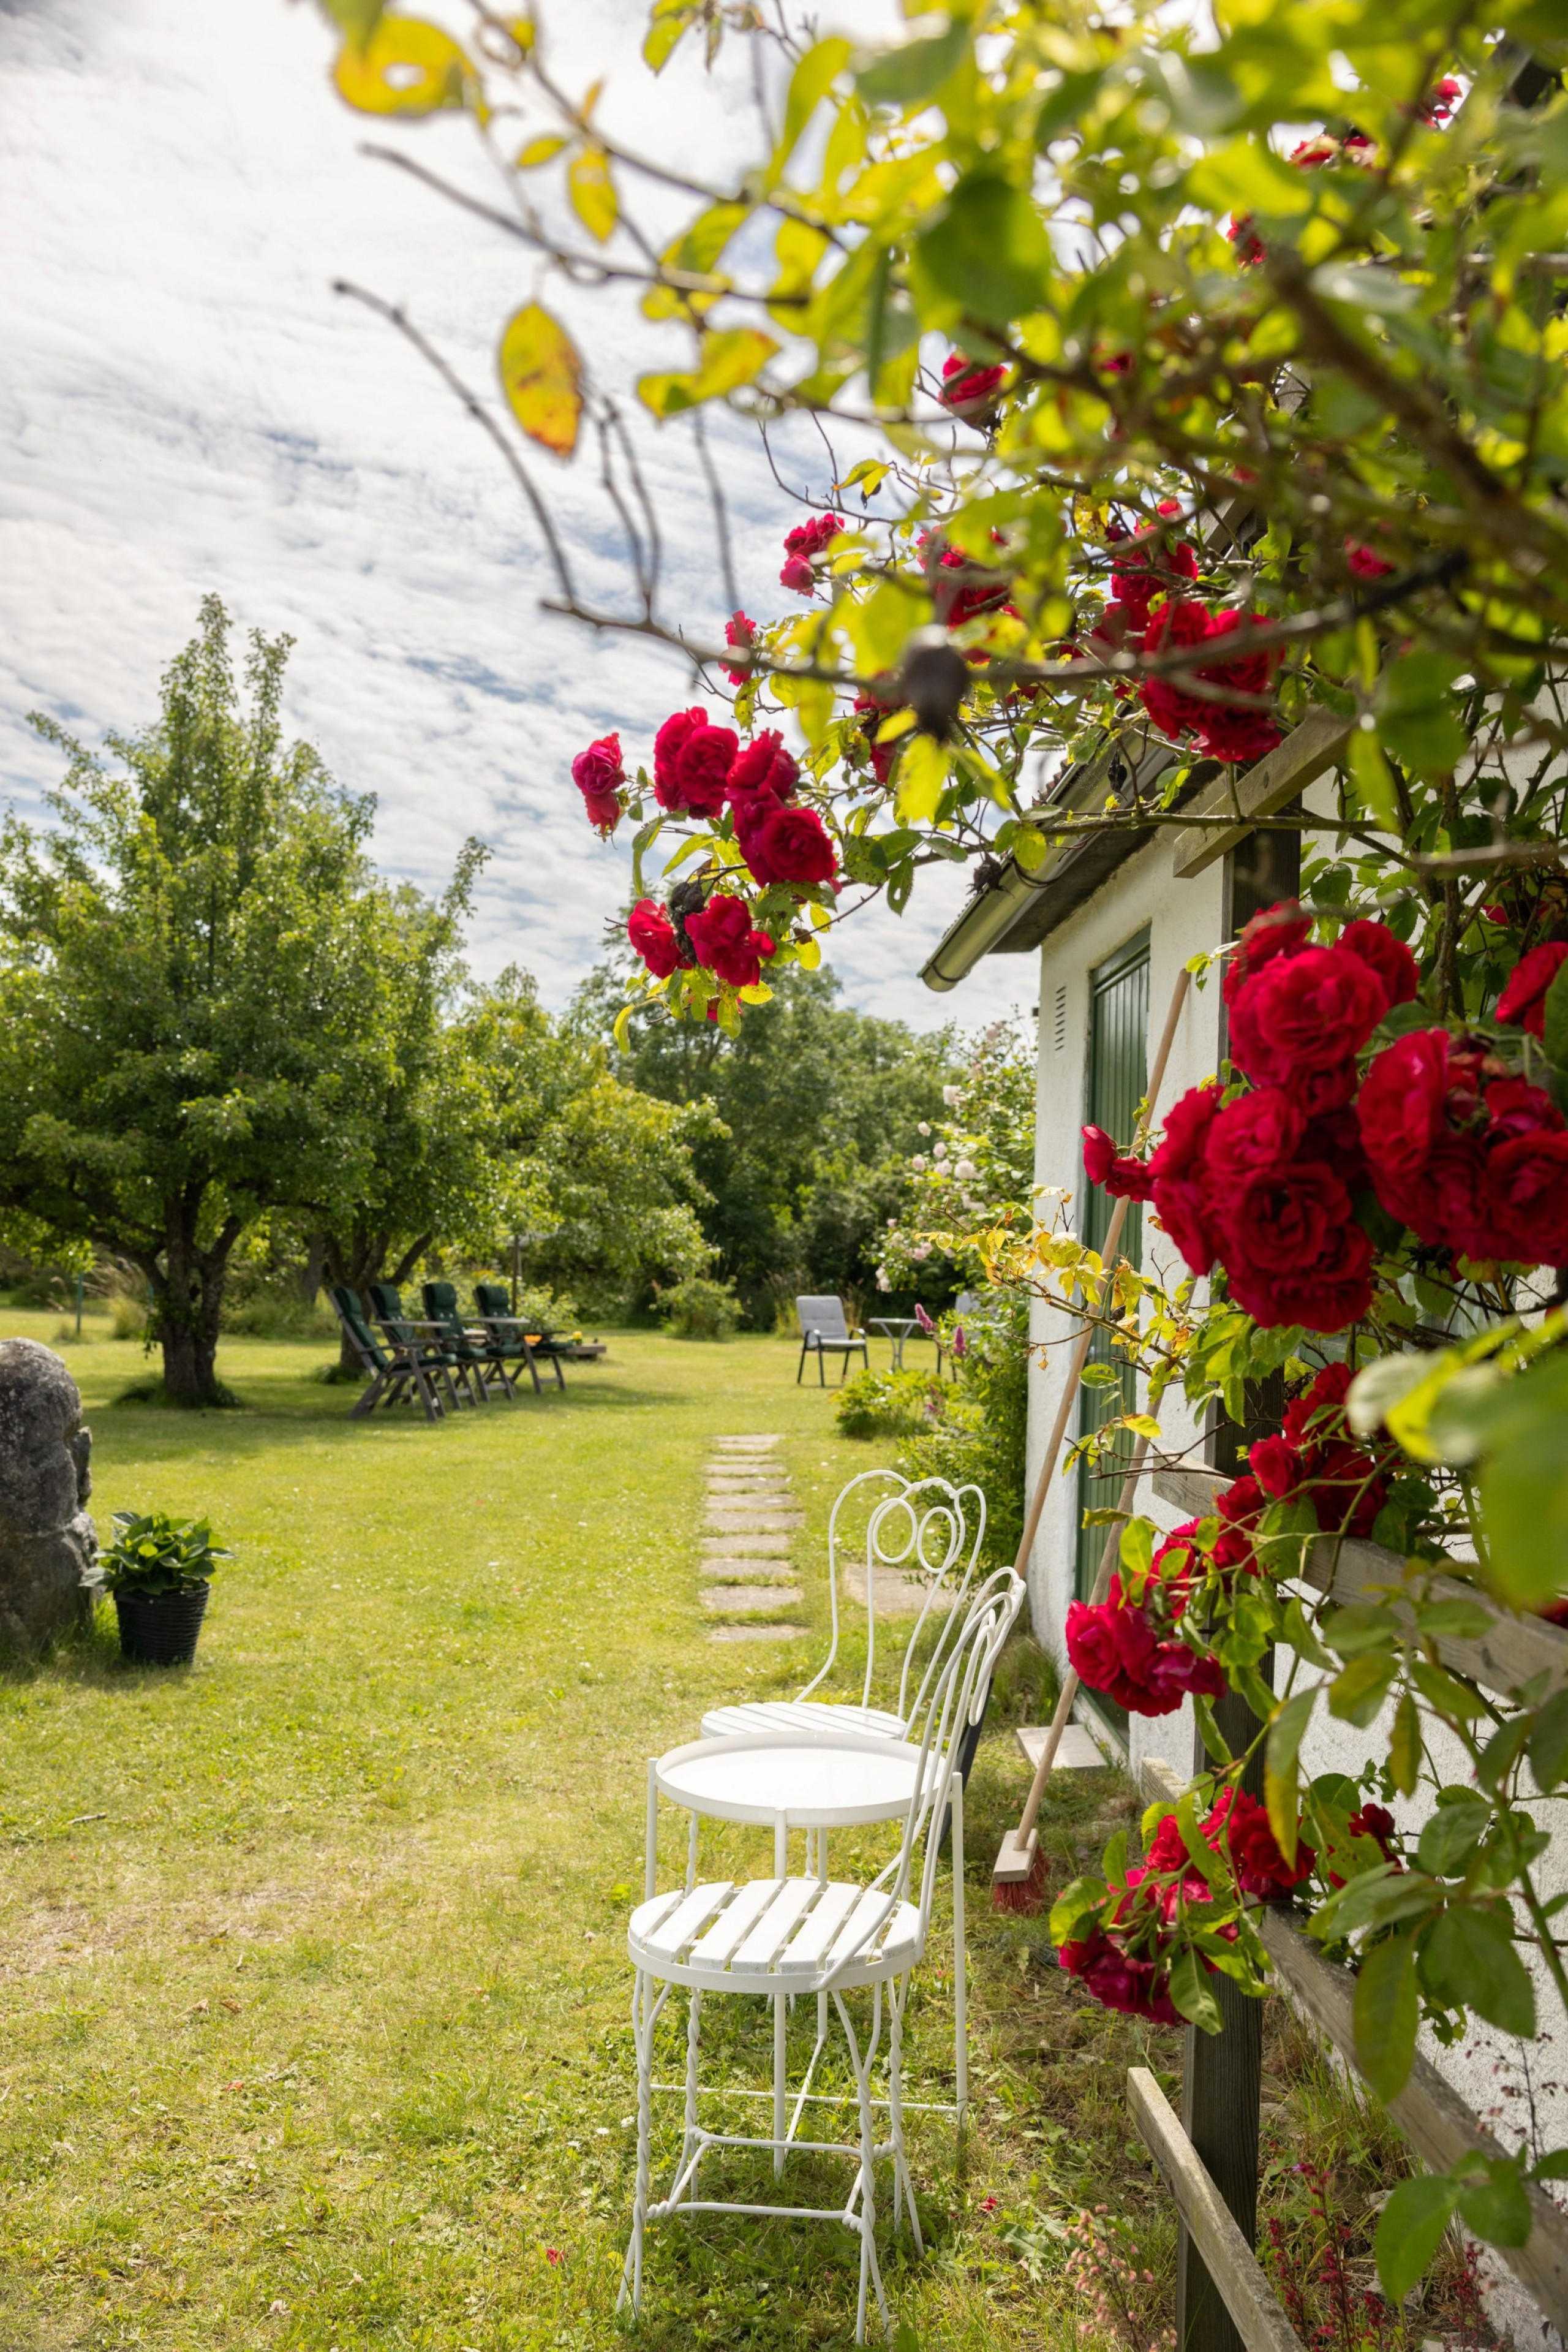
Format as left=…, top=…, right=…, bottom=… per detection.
left=1375, top=651, right=1467, bottom=782
left=1420, top=1907, right=1536, bottom=2036
left=638, top=327, right=778, bottom=418
left=643, top=0, right=698, bottom=74
left=855, top=18, right=968, bottom=108
left=1530, top=1688, right=1568, bottom=1790
left=1049, top=1875, right=1106, bottom=1945
left=1389, top=1691, right=1422, bottom=1798
left=1544, top=960, right=1568, bottom=1072
left=1375, top=2175, right=1463, bottom=2304
left=1417, top=1798, right=1490, bottom=1878
left=1458, top=2159, right=1533, bottom=2248
left=497, top=304, right=582, bottom=458
left=1168, top=1948, right=1224, bottom=2035
left=1347, top=723, right=1400, bottom=831
left=916, top=175, right=1052, bottom=327
left=772, top=39, right=852, bottom=184
left=1281, top=1597, right=1336, bottom=1669
left=1354, top=1932, right=1418, bottom=2101
left=1329, top=1654, right=1398, bottom=1726
left=1323, top=1602, right=1400, bottom=1658
left=1265, top=1688, right=1314, bottom=1866
left=1409, top=1659, right=1490, bottom=1722
left=895, top=736, right=948, bottom=825
left=1120, top=1516, right=1155, bottom=1579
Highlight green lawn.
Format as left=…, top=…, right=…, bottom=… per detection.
left=1, top=1315, right=1182, bottom=2352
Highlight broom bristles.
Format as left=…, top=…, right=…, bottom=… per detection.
left=992, top=1843, right=1048, bottom=1914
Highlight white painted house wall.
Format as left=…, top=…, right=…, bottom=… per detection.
left=1018, top=826, right=1568, bottom=2350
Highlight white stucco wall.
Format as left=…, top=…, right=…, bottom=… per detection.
left=1017, top=823, right=1568, bottom=2349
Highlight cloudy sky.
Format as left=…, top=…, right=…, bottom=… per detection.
left=0, top=0, right=1027, bottom=1034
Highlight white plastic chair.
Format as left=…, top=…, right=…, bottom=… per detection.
left=620, top=1565, right=1026, bottom=2343
left=701, top=1469, right=987, bottom=1744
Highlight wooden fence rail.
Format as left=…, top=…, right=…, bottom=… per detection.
left=1138, top=1756, right=1568, bottom=2335
left=1128, top=2067, right=1306, bottom=2352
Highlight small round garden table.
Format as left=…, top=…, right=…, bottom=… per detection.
left=867, top=1315, right=923, bottom=1369
left=644, top=1730, right=966, bottom=2145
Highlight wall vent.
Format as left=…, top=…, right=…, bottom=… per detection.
left=1053, top=982, right=1068, bottom=1053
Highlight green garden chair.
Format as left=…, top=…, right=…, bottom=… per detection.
left=422, top=1280, right=516, bottom=1401
left=327, top=1287, right=447, bottom=1422
left=368, top=1283, right=483, bottom=1409
left=473, top=1282, right=566, bottom=1391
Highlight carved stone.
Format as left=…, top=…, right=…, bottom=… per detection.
left=0, top=1339, right=99, bottom=1655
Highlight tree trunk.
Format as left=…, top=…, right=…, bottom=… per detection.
left=152, top=1204, right=243, bottom=1406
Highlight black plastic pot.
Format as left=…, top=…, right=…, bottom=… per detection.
left=113, top=1581, right=209, bottom=1666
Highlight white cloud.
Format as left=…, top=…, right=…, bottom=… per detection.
left=0, top=0, right=1027, bottom=1034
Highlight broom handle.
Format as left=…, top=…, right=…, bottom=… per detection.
left=1014, top=1437, right=1149, bottom=1848
left=1003, top=963, right=1191, bottom=1845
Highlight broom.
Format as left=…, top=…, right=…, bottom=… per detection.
left=992, top=964, right=1191, bottom=1913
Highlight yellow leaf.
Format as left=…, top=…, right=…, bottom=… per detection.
left=895, top=735, right=947, bottom=824
left=806, top=899, right=831, bottom=930
left=737, top=983, right=774, bottom=1005
left=497, top=303, right=582, bottom=458
left=637, top=327, right=778, bottom=417
left=568, top=146, right=617, bottom=244
left=794, top=934, right=822, bottom=969
left=515, top=134, right=567, bottom=168
left=875, top=708, right=917, bottom=744
left=332, top=16, right=477, bottom=118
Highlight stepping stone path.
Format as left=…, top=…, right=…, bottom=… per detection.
left=701, top=1435, right=807, bottom=1644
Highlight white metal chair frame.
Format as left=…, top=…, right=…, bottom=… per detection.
left=620, top=1567, right=1026, bottom=2344
left=700, top=1469, right=988, bottom=1747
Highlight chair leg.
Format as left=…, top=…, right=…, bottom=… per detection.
left=350, top=1368, right=387, bottom=1420
left=888, top=1974, right=922, bottom=2254
left=619, top=1969, right=658, bottom=2316
left=952, top=1770, right=968, bottom=2129
left=519, top=1339, right=543, bottom=1396
left=833, top=1986, right=890, bottom=2346
left=682, top=1986, right=703, bottom=2202
left=796, top=1338, right=806, bottom=1384
left=818, top=1346, right=825, bottom=1386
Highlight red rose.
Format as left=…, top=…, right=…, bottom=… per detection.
left=1082, top=1124, right=1156, bottom=1202
left=1222, top=1159, right=1353, bottom=1276
left=1341, top=918, right=1419, bottom=1013
left=1346, top=540, right=1395, bottom=580
left=1145, top=1812, right=1191, bottom=1874
left=1169, top=607, right=1282, bottom=764
left=940, top=351, right=1008, bottom=418
left=1147, top=1084, right=1225, bottom=1273
left=780, top=553, right=815, bottom=595
left=1357, top=1029, right=1450, bottom=1190
left=1228, top=945, right=1387, bottom=1095
left=669, top=722, right=739, bottom=818
left=752, top=804, right=837, bottom=887
left=1226, top=1216, right=1375, bottom=1333
left=627, top=898, right=687, bottom=980
left=1485, top=1130, right=1568, bottom=1266
left=723, top=611, right=758, bottom=685
left=1059, top=1929, right=1182, bottom=2026
left=571, top=734, right=623, bottom=797
left=1210, top=1787, right=1314, bottom=1897
left=1065, top=1599, right=1123, bottom=1696
left=1283, top=1361, right=1354, bottom=1447
left=1486, top=1076, right=1566, bottom=1141
left=1205, top=1089, right=1306, bottom=1184
left=780, top=512, right=842, bottom=594
left=1250, top=1434, right=1303, bottom=1499
left=684, top=894, right=777, bottom=991
left=1139, top=597, right=1215, bottom=736
left=1110, top=504, right=1199, bottom=629
left=1348, top=1802, right=1397, bottom=1855
left=1224, top=899, right=1312, bottom=1007
left=1197, top=708, right=1284, bottom=765
left=1497, top=942, right=1568, bottom=1042
left=1308, top=1439, right=1389, bottom=1538
left=653, top=707, right=704, bottom=810
left=727, top=730, right=798, bottom=806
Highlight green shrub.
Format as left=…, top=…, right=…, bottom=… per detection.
left=658, top=1276, right=741, bottom=1340
left=834, top=1366, right=948, bottom=1442
left=100, top=1511, right=231, bottom=1594
left=899, top=1287, right=1030, bottom=1565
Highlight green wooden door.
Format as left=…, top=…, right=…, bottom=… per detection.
left=1076, top=933, right=1150, bottom=1658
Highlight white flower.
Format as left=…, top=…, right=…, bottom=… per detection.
left=911, top=1241, right=932, bottom=1261
left=954, top=1157, right=978, bottom=1181
left=917, top=1120, right=932, bottom=1136
left=910, top=1154, right=928, bottom=1173
left=875, top=1268, right=891, bottom=1291
left=943, top=1084, right=963, bottom=1107
left=933, top=1141, right=948, bottom=1162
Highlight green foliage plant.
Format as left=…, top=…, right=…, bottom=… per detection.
left=657, top=1273, right=741, bottom=1339
left=100, top=1510, right=230, bottom=1596
left=308, top=0, right=1568, bottom=2313
left=834, top=1363, right=948, bottom=1442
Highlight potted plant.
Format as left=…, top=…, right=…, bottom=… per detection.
left=102, top=1511, right=230, bottom=1666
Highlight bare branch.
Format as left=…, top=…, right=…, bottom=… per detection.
left=692, top=412, right=741, bottom=619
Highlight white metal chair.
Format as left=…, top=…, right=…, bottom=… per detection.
left=620, top=1565, right=1026, bottom=2343
left=796, top=1293, right=870, bottom=1383
left=701, top=1469, right=987, bottom=1745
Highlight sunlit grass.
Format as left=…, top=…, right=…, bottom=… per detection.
left=1, top=1312, right=1184, bottom=2350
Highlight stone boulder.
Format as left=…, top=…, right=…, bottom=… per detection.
left=0, top=1339, right=99, bottom=1655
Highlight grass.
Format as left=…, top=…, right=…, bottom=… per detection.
left=0, top=1314, right=1434, bottom=2351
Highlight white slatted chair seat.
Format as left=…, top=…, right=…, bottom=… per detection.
left=699, top=1697, right=906, bottom=1743
left=629, top=1877, right=922, bottom=1994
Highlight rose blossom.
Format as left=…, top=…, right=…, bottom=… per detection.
left=1485, top=1129, right=1568, bottom=1266
left=1148, top=1083, right=1225, bottom=1273
left=1205, top=1089, right=1306, bottom=1184
left=779, top=512, right=842, bottom=596
left=1082, top=1123, right=1156, bottom=1202
left=723, top=611, right=757, bottom=685
left=1250, top=1434, right=1303, bottom=1499
left=684, top=894, right=776, bottom=991
left=653, top=707, right=704, bottom=810
left=753, top=803, right=837, bottom=887
left=1357, top=1029, right=1451, bottom=1188
left=670, top=720, right=739, bottom=818
left=1498, top=942, right=1568, bottom=1042
left=1109, top=501, right=1199, bottom=628
left=1340, top=918, right=1419, bottom=1013
left=627, top=898, right=687, bottom=980
left=570, top=733, right=624, bottom=833
left=1058, top=1926, right=1181, bottom=2025
left=1228, top=944, right=1387, bottom=1094
left=727, top=730, right=798, bottom=806
left=1139, top=598, right=1215, bottom=736
left=1226, top=1216, right=1375, bottom=1332
left=1223, top=1158, right=1354, bottom=1274
left=1223, top=899, right=1313, bottom=1007
left=940, top=350, right=1008, bottom=418
left=1210, top=1787, right=1315, bottom=1897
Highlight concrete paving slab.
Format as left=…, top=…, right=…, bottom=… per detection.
left=706, top=1624, right=807, bottom=1643
left=701, top=1587, right=804, bottom=1615
left=700, top=1533, right=791, bottom=1556
left=699, top=1560, right=800, bottom=1584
